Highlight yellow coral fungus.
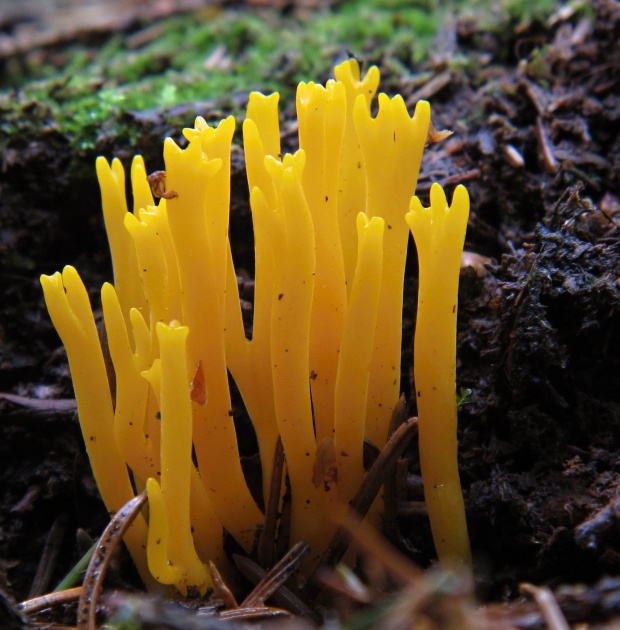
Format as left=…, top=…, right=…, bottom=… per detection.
left=144, top=321, right=211, bottom=594
left=41, top=59, right=472, bottom=595
left=407, top=184, right=472, bottom=565
left=40, top=267, right=153, bottom=587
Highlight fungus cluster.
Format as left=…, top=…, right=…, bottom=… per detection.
left=41, top=60, right=471, bottom=595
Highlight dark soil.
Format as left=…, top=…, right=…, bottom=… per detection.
left=1, top=0, right=619, bottom=627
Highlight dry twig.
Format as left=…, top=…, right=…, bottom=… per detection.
left=19, top=586, right=82, bottom=615
left=303, top=416, right=419, bottom=601
left=260, top=436, right=285, bottom=568
left=232, top=552, right=319, bottom=622
left=520, top=583, right=571, bottom=630
left=242, top=541, right=309, bottom=607
left=29, top=513, right=68, bottom=598
left=77, top=491, right=147, bottom=630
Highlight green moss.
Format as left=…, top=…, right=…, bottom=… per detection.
left=0, top=1, right=449, bottom=154
left=0, top=0, right=581, bottom=157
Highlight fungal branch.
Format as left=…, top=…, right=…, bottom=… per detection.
left=41, top=59, right=472, bottom=596
left=354, top=95, right=431, bottom=449
left=40, top=267, right=153, bottom=587
left=162, top=124, right=264, bottom=553
left=407, top=184, right=472, bottom=565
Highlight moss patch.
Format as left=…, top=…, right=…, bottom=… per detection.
left=0, top=2, right=442, bottom=152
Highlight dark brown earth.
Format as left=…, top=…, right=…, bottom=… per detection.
left=1, top=0, right=619, bottom=627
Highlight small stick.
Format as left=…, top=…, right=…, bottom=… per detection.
left=350, top=417, right=418, bottom=522
left=0, top=392, right=77, bottom=423
left=259, top=436, right=285, bottom=568
left=219, top=606, right=289, bottom=621
left=275, top=482, right=292, bottom=561
left=406, top=71, right=452, bottom=105
left=208, top=561, right=238, bottom=609
left=520, top=583, right=571, bottom=630
left=78, top=492, right=147, bottom=630
left=29, top=513, right=68, bottom=597
left=232, top=554, right=319, bottom=623
left=397, top=501, right=428, bottom=517
left=383, top=396, right=407, bottom=537
left=303, top=417, right=418, bottom=601
left=383, top=394, right=407, bottom=533
left=521, top=79, right=548, bottom=116
left=440, top=169, right=481, bottom=187
left=11, top=486, right=41, bottom=515
left=19, top=586, right=82, bottom=615
left=502, top=144, right=525, bottom=169
left=329, top=510, right=420, bottom=586
left=574, top=494, right=620, bottom=549
left=242, top=541, right=309, bottom=607
left=536, top=116, right=560, bottom=174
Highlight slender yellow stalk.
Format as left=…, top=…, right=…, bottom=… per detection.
left=224, top=94, right=281, bottom=506
left=297, top=80, right=347, bottom=445
left=334, top=213, right=384, bottom=506
left=130, top=155, right=155, bottom=214
left=254, top=153, right=329, bottom=566
left=353, top=95, right=430, bottom=449
left=163, top=133, right=262, bottom=551
left=124, top=210, right=179, bottom=356
left=101, top=282, right=155, bottom=479
left=144, top=322, right=212, bottom=595
left=126, top=160, right=182, bottom=450
left=406, top=184, right=471, bottom=566
left=182, top=116, right=235, bottom=306
left=333, top=59, right=380, bottom=291
left=40, top=267, right=152, bottom=586
left=96, top=157, right=148, bottom=320
left=247, top=92, right=281, bottom=159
